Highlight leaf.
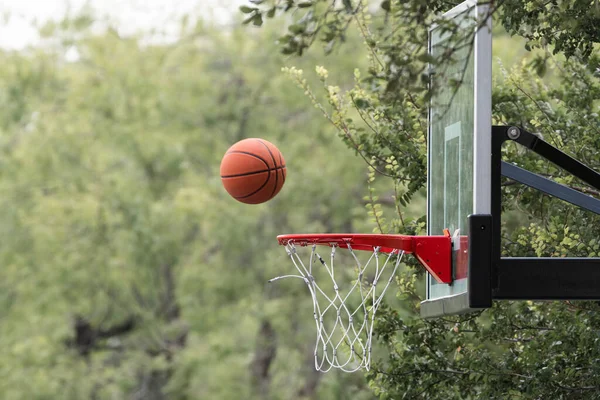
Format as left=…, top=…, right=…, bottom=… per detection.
left=354, top=98, right=370, bottom=109
left=289, top=24, right=305, bottom=34
left=381, top=0, right=390, bottom=12
left=297, top=1, right=313, bottom=8
left=417, top=53, right=436, bottom=64
left=252, top=13, right=263, bottom=26
left=239, top=5, right=257, bottom=13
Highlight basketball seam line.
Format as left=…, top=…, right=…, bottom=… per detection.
left=254, top=139, right=279, bottom=199
left=220, top=165, right=286, bottom=179
left=279, top=151, right=286, bottom=187
left=224, top=150, right=271, bottom=169
left=235, top=174, right=272, bottom=199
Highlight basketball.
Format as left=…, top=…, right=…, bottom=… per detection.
left=220, top=138, right=287, bottom=204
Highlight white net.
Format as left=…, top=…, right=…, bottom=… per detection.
left=270, top=242, right=404, bottom=372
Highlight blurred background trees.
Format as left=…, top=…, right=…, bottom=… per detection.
left=0, top=5, right=387, bottom=399
left=0, top=0, right=599, bottom=399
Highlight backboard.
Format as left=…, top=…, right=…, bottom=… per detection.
left=421, top=0, right=492, bottom=317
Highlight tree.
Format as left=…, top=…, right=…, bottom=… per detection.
left=0, top=10, right=384, bottom=399
left=245, top=0, right=600, bottom=398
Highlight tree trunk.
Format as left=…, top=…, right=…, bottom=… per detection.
left=250, top=319, right=278, bottom=398
left=297, top=345, right=322, bottom=399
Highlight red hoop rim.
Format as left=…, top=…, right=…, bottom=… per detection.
left=277, top=233, right=415, bottom=253
left=277, top=233, right=453, bottom=284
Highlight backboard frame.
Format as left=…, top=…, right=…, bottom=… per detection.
left=422, top=0, right=492, bottom=317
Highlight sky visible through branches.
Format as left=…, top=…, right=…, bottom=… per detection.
left=0, top=0, right=245, bottom=49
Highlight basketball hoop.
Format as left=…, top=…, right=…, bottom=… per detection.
left=271, top=233, right=451, bottom=372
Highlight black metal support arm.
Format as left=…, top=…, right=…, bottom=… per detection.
left=510, top=130, right=600, bottom=191
left=501, top=161, right=600, bottom=215
left=469, top=126, right=600, bottom=307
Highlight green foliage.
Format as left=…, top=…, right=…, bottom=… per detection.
left=499, top=0, right=600, bottom=59
left=0, top=0, right=598, bottom=397
left=0, top=13, right=380, bottom=399
left=244, top=0, right=600, bottom=60
left=248, top=0, right=600, bottom=398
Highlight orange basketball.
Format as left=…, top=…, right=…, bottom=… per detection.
left=220, top=138, right=287, bottom=204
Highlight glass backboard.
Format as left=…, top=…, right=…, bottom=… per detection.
left=421, top=0, right=492, bottom=317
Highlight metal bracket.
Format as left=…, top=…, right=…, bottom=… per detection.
left=412, top=233, right=453, bottom=284
left=507, top=127, right=600, bottom=191
left=468, top=126, right=600, bottom=306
